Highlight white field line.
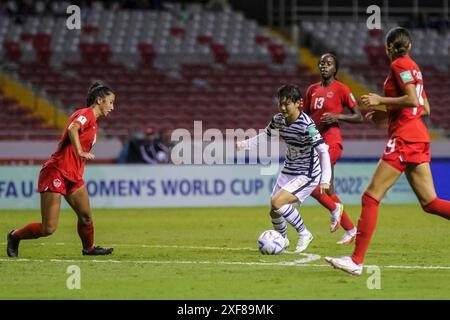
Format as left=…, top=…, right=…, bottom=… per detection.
left=0, top=257, right=321, bottom=267
left=1, top=242, right=450, bottom=270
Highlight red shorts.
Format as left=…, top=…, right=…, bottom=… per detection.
left=381, top=137, right=430, bottom=172
left=328, top=143, right=343, bottom=166
left=37, top=166, right=84, bottom=196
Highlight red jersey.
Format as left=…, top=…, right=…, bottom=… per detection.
left=304, top=80, right=357, bottom=147
left=384, top=55, right=429, bottom=142
left=43, top=107, right=98, bottom=182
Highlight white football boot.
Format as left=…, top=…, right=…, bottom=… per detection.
left=324, top=256, right=363, bottom=276
left=337, top=228, right=357, bottom=245
left=330, top=203, right=344, bottom=233
left=295, top=230, right=314, bottom=252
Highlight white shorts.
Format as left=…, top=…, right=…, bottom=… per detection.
left=271, top=173, right=320, bottom=204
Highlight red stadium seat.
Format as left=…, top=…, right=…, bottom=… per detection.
left=3, top=41, right=22, bottom=62
left=137, top=43, right=155, bottom=67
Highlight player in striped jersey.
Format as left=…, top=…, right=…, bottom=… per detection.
left=237, top=84, right=332, bottom=252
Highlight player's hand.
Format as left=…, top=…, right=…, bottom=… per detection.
left=365, top=110, right=388, bottom=127
left=236, top=141, right=247, bottom=151
left=365, top=110, right=376, bottom=122
left=79, top=151, right=95, bottom=160
left=320, top=113, right=339, bottom=124
left=361, top=93, right=382, bottom=108
left=319, top=183, right=330, bottom=194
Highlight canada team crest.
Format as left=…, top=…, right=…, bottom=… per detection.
left=327, top=91, right=334, bottom=98
left=53, top=179, right=62, bottom=188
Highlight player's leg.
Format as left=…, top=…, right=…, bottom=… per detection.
left=327, top=145, right=355, bottom=232
left=351, top=160, right=402, bottom=263
left=325, top=160, right=402, bottom=274
left=269, top=177, right=288, bottom=242
left=311, top=169, right=342, bottom=231
left=405, top=163, right=450, bottom=220
left=311, top=144, right=355, bottom=233
left=273, top=174, right=321, bottom=252
left=327, top=188, right=356, bottom=236
left=7, top=192, right=61, bottom=257
left=271, top=188, right=313, bottom=252
left=311, top=168, right=344, bottom=231
left=329, top=173, right=357, bottom=244
left=65, top=185, right=113, bottom=255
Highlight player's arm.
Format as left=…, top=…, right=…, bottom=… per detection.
left=314, top=143, right=331, bottom=194
left=321, top=90, right=363, bottom=124
left=68, top=122, right=95, bottom=160
left=361, top=84, right=419, bottom=109
left=421, top=98, right=430, bottom=117
left=307, top=123, right=330, bottom=194
left=236, top=131, right=269, bottom=151
left=321, top=106, right=364, bottom=124
left=237, top=116, right=277, bottom=151
left=339, top=105, right=363, bottom=123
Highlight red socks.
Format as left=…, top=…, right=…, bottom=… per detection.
left=311, top=187, right=355, bottom=231
left=423, top=198, right=450, bottom=220
left=351, top=192, right=379, bottom=265
left=78, top=220, right=94, bottom=251
left=13, top=223, right=44, bottom=239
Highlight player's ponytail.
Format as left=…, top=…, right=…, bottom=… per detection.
left=386, top=27, right=411, bottom=58
left=86, top=81, right=113, bottom=106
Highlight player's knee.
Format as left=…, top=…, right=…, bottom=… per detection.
left=270, top=198, right=283, bottom=211
left=78, top=214, right=92, bottom=225
left=269, top=208, right=281, bottom=218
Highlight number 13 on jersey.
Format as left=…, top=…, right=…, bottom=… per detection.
left=314, top=97, right=324, bottom=109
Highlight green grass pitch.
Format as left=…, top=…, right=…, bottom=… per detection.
left=0, top=205, right=449, bottom=299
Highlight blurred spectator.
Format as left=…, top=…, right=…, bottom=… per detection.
left=139, top=127, right=170, bottom=164
left=117, top=128, right=170, bottom=164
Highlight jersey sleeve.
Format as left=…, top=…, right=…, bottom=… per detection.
left=391, top=60, right=416, bottom=90
left=303, top=86, right=312, bottom=115
left=306, top=122, right=324, bottom=147
left=264, top=114, right=280, bottom=137
left=72, top=109, right=94, bottom=132
left=341, top=85, right=357, bottom=109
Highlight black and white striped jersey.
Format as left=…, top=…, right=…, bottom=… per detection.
left=265, top=112, right=324, bottom=177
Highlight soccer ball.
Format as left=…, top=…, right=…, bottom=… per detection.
left=257, top=230, right=286, bottom=255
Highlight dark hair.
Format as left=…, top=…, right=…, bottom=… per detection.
left=319, top=53, right=339, bottom=76
left=386, top=27, right=411, bottom=57
left=277, top=84, right=302, bottom=103
left=86, top=81, right=113, bottom=106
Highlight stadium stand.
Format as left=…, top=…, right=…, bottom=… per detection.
left=0, top=3, right=448, bottom=144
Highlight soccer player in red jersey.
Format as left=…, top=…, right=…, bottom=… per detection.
left=6, top=82, right=115, bottom=257
left=325, top=27, right=450, bottom=275
left=304, top=53, right=363, bottom=245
